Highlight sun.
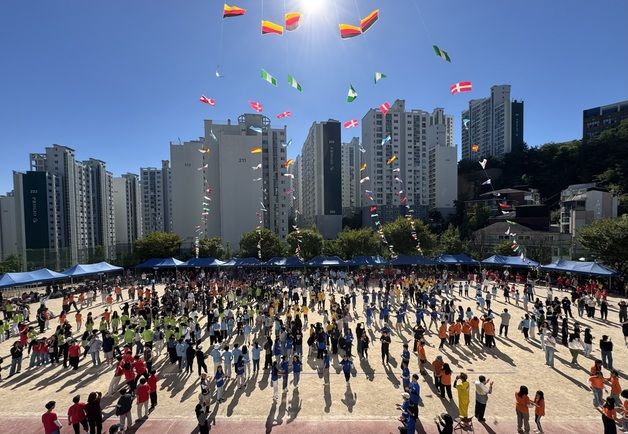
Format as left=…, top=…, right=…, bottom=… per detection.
left=301, top=0, right=326, bottom=15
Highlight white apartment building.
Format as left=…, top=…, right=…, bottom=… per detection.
left=461, top=84, right=524, bottom=161
left=560, top=183, right=618, bottom=236
left=341, top=137, right=361, bottom=212
left=113, top=173, right=142, bottom=246
left=171, top=114, right=289, bottom=251
left=140, top=162, right=172, bottom=236
left=361, top=101, right=457, bottom=221
left=0, top=192, right=18, bottom=260
left=300, top=120, right=343, bottom=239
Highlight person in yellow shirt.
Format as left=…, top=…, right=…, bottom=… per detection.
left=454, top=372, right=471, bottom=421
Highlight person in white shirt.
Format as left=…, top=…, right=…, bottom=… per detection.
left=474, top=376, right=493, bottom=422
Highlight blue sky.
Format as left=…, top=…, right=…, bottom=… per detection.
left=1, top=0, right=627, bottom=193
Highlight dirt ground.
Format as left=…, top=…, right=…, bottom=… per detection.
left=0, top=280, right=625, bottom=433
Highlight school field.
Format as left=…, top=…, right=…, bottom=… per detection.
left=0, top=281, right=624, bottom=433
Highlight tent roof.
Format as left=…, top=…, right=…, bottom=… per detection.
left=136, top=258, right=184, bottom=269
left=541, top=259, right=616, bottom=276
left=389, top=255, right=436, bottom=266
left=435, top=254, right=480, bottom=265
left=482, top=255, right=539, bottom=268
left=222, top=257, right=263, bottom=267
left=61, top=262, right=123, bottom=277
left=28, top=268, right=68, bottom=281
left=350, top=256, right=388, bottom=266
left=264, top=257, right=304, bottom=268
left=135, top=258, right=162, bottom=269
left=306, top=256, right=347, bottom=267
left=0, top=272, right=34, bottom=288
left=182, top=257, right=226, bottom=268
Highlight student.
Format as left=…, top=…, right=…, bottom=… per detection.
left=515, top=386, right=532, bottom=434
left=608, top=370, right=622, bottom=408
left=435, top=413, right=453, bottom=434
left=589, top=372, right=605, bottom=408
left=533, top=390, right=545, bottom=434
left=292, top=356, right=302, bottom=388
left=214, top=365, right=225, bottom=403
left=409, top=374, right=420, bottom=407
left=84, top=392, right=102, bottom=434
left=136, top=377, right=150, bottom=419
left=401, top=361, right=410, bottom=392
left=601, top=397, right=617, bottom=434
left=67, top=395, right=88, bottom=434
left=115, top=387, right=134, bottom=431
left=439, top=363, right=453, bottom=399
left=196, top=403, right=210, bottom=434
left=340, top=355, right=353, bottom=383
left=42, top=401, right=62, bottom=434
left=454, top=373, right=470, bottom=421
left=271, top=361, right=279, bottom=401
left=621, top=389, right=628, bottom=433
left=147, top=370, right=159, bottom=409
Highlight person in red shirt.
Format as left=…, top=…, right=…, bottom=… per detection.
left=107, top=356, right=124, bottom=396
left=42, top=401, right=62, bottom=434
left=133, top=355, right=148, bottom=385
left=67, top=395, right=88, bottom=434
left=533, top=390, right=545, bottom=434
left=136, top=377, right=150, bottom=419
left=122, top=361, right=136, bottom=392
left=147, top=370, right=159, bottom=409
left=68, top=340, right=81, bottom=370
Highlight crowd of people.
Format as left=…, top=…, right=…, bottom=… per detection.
left=0, top=266, right=626, bottom=434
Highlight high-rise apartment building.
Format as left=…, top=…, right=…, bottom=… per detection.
left=583, top=100, right=628, bottom=142
left=0, top=192, right=18, bottom=260
left=341, top=137, right=361, bottom=213
left=361, top=101, right=457, bottom=222
left=292, top=155, right=303, bottom=215
left=113, top=173, right=142, bottom=246
left=140, top=163, right=172, bottom=236
left=299, top=120, right=343, bottom=238
left=84, top=159, right=116, bottom=258
left=171, top=115, right=289, bottom=251
left=461, top=85, right=524, bottom=161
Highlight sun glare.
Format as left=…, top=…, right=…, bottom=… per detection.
left=301, top=0, right=325, bottom=15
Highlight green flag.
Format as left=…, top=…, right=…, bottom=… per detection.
left=374, top=72, right=386, bottom=84
left=347, top=84, right=358, bottom=102
left=261, top=69, right=277, bottom=86
left=432, top=45, right=451, bottom=62
left=287, top=75, right=302, bottom=91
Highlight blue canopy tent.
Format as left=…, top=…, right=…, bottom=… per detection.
left=350, top=256, right=388, bottom=266
left=28, top=268, right=68, bottom=282
left=0, top=272, right=36, bottom=288
left=135, top=258, right=163, bottom=269
left=222, top=257, right=263, bottom=267
left=388, top=255, right=436, bottom=266
left=182, top=257, right=226, bottom=268
left=154, top=258, right=185, bottom=268
left=482, top=255, right=539, bottom=268
left=541, top=259, right=616, bottom=277
left=61, top=262, right=123, bottom=278
left=306, top=256, right=347, bottom=267
left=264, top=257, right=304, bottom=268
left=435, top=254, right=480, bottom=266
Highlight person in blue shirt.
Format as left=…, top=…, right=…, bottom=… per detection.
left=401, top=343, right=410, bottom=366
left=235, top=356, right=245, bottom=389
left=271, top=361, right=279, bottom=401
left=344, top=331, right=353, bottom=357
left=398, top=401, right=418, bottom=434
left=401, top=361, right=410, bottom=392
left=273, top=340, right=282, bottom=363
left=280, top=356, right=290, bottom=392
left=409, top=374, right=420, bottom=406
left=366, top=305, right=374, bottom=328
left=214, top=365, right=225, bottom=403
left=340, top=355, right=353, bottom=382
left=292, top=356, right=302, bottom=388
left=323, top=349, right=330, bottom=371
left=285, top=335, right=293, bottom=359
left=351, top=292, right=357, bottom=311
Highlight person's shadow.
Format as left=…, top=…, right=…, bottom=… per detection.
left=286, top=388, right=302, bottom=423
left=323, top=371, right=332, bottom=413
left=341, top=382, right=357, bottom=413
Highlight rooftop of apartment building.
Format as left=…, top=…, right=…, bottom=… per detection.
left=560, top=183, right=612, bottom=202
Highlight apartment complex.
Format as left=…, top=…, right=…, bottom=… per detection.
left=341, top=137, right=361, bottom=213
left=112, top=173, right=142, bottom=246
left=461, top=85, right=524, bottom=161
left=582, top=100, right=628, bottom=142
left=560, top=183, right=618, bottom=236
left=140, top=160, right=172, bottom=236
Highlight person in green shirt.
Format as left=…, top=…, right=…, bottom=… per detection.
left=111, top=312, right=120, bottom=333
left=124, top=327, right=135, bottom=345
left=142, top=328, right=154, bottom=348
left=98, top=319, right=108, bottom=332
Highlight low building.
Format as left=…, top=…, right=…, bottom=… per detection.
left=560, top=183, right=618, bottom=235
left=583, top=100, right=628, bottom=142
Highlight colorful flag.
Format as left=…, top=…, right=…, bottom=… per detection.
left=285, top=12, right=302, bottom=31
left=223, top=4, right=246, bottom=18
left=249, top=100, right=263, bottom=112
left=374, top=71, right=386, bottom=84
left=250, top=147, right=262, bottom=154
left=479, top=159, right=487, bottom=169
left=282, top=139, right=292, bottom=148
left=360, top=9, right=379, bottom=33
left=261, top=69, right=277, bottom=86
left=432, top=45, right=451, bottom=62
left=261, top=20, right=284, bottom=35
left=381, top=135, right=391, bottom=146
left=499, top=202, right=510, bottom=209
left=344, top=119, right=359, bottom=129
left=471, top=144, right=480, bottom=152
left=360, top=176, right=370, bottom=184
left=450, top=81, right=473, bottom=95
left=276, top=111, right=292, bottom=119
left=379, top=101, right=391, bottom=115
left=360, top=163, right=367, bottom=172
left=482, top=179, right=491, bottom=185
left=198, top=147, right=210, bottom=154
left=463, top=118, right=470, bottom=129
left=339, top=23, right=362, bottom=39
left=347, top=84, right=358, bottom=102
left=386, top=155, right=397, bottom=165
left=283, top=159, right=294, bottom=168
left=199, top=95, right=215, bottom=106
left=287, top=74, right=302, bottom=91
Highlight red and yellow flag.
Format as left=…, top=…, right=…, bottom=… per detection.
left=283, top=159, right=295, bottom=168
left=360, top=9, right=379, bottom=33
left=223, top=4, right=246, bottom=18
left=250, top=147, right=263, bottom=154
left=285, top=12, right=302, bottom=31
left=386, top=155, right=397, bottom=166
left=339, top=23, right=362, bottom=39
left=360, top=163, right=367, bottom=172
left=471, top=144, right=480, bottom=153
left=261, top=20, right=284, bottom=35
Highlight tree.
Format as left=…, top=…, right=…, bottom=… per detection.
left=239, top=228, right=285, bottom=261
left=134, top=232, right=182, bottom=261
left=335, top=228, right=381, bottom=259
left=0, top=255, right=21, bottom=273
left=578, top=216, right=628, bottom=275
left=493, top=241, right=514, bottom=256
left=198, top=237, right=227, bottom=259
left=322, top=239, right=344, bottom=258
left=436, top=224, right=468, bottom=255
left=467, top=204, right=490, bottom=232
left=286, top=228, right=323, bottom=260
left=427, top=209, right=445, bottom=234
left=381, top=217, right=436, bottom=256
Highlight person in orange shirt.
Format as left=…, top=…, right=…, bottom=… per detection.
left=416, top=340, right=428, bottom=375
left=102, top=309, right=111, bottom=325
left=438, top=322, right=448, bottom=349
left=470, top=316, right=480, bottom=342
left=105, top=293, right=113, bottom=307
left=515, top=385, right=532, bottom=434
left=75, top=311, right=83, bottom=332
left=115, top=286, right=123, bottom=302
left=607, top=370, right=622, bottom=408
left=447, top=322, right=456, bottom=346
left=432, top=355, right=444, bottom=389
left=601, top=396, right=617, bottom=434
left=453, top=321, right=462, bottom=345
left=533, top=390, right=545, bottom=434
left=589, top=372, right=605, bottom=407
left=439, top=363, right=453, bottom=399
left=483, top=319, right=496, bottom=348
left=462, top=320, right=472, bottom=346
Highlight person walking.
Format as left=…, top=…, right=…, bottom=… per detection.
left=214, top=365, right=225, bottom=403
left=196, top=403, right=210, bottom=434
left=515, top=385, right=532, bottom=434
left=600, top=335, right=614, bottom=370
left=115, top=387, right=134, bottom=431
left=85, top=392, right=103, bottom=434
left=67, top=395, right=88, bottom=434
left=147, top=370, right=159, bottom=409
left=499, top=309, right=511, bottom=337
left=340, top=355, right=353, bottom=383
left=534, top=390, right=545, bottom=434
left=271, top=361, right=279, bottom=401
left=292, top=356, right=302, bottom=388
left=252, top=342, right=261, bottom=374
left=42, top=401, right=62, bottom=434
left=544, top=333, right=556, bottom=368
left=380, top=331, right=391, bottom=364
left=474, top=375, right=493, bottom=422
left=195, top=346, right=208, bottom=375
left=601, top=397, right=617, bottom=434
